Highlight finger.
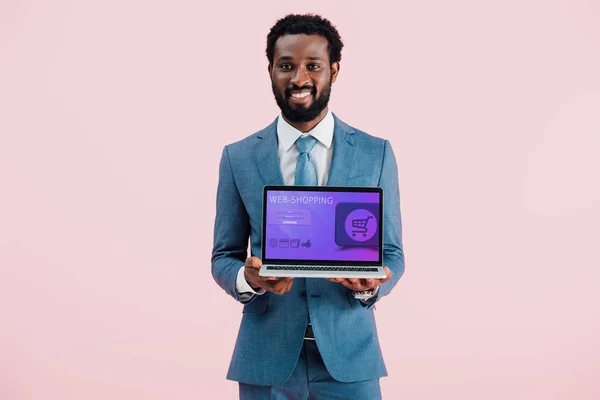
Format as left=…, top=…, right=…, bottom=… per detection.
left=337, top=279, right=356, bottom=291
left=348, top=278, right=363, bottom=290
left=279, top=277, right=292, bottom=287
left=345, top=278, right=359, bottom=287
left=364, top=278, right=374, bottom=288
left=260, top=280, right=276, bottom=292
left=284, top=279, right=294, bottom=292
left=268, top=287, right=284, bottom=295
left=272, top=279, right=290, bottom=294
left=262, top=281, right=281, bottom=295
left=275, top=279, right=292, bottom=295
left=355, top=279, right=368, bottom=291
left=268, top=276, right=292, bottom=283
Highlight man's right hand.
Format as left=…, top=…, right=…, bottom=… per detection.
left=244, top=256, right=293, bottom=295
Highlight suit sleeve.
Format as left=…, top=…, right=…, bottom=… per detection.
left=211, top=146, right=255, bottom=303
left=371, top=140, right=405, bottom=304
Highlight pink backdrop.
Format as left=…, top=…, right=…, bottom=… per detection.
left=1, top=1, right=599, bottom=399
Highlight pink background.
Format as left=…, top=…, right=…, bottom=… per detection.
left=1, top=0, right=599, bottom=399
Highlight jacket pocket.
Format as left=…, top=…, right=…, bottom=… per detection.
left=346, top=174, right=377, bottom=187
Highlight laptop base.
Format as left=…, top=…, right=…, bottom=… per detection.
left=259, top=265, right=386, bottom=279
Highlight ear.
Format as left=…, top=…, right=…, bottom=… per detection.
left=268, top=64, right=272, bottom=76
left=330, top=62, right=340, bottom=84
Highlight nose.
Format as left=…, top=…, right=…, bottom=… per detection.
left=290, top=65, right=310, bottom=88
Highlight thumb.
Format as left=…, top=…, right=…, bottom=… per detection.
left=244, top=256, right=262, bottom=269
left=380, top=267, right=393, bottom=283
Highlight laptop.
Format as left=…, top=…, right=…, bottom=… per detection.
left=259, top=186, right=386, bottom=278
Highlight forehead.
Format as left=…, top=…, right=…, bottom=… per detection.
left=273, top=34, right=330, bottom=62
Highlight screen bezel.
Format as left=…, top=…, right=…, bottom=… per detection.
left=261, top=185, right=384, bottom=266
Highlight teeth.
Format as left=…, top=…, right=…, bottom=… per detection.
left=291, top=91, right=311, bottom=99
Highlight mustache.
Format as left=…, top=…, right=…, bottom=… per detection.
left=285, top=85, right=316, bottom=97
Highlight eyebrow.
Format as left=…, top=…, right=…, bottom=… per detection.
left=275, top=56, right=324, bottom=62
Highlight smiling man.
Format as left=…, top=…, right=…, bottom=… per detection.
left=211, top=14, right=405, bottom=399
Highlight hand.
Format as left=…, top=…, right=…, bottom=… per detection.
left=326, top=267, right=392, bottom=291
left=243, top=256, right=294, bottom=295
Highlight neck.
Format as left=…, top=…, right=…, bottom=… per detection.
left=284, top=108, right=329, bottom=133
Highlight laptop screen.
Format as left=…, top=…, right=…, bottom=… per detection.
left=262, top=187, right=382, bottom=265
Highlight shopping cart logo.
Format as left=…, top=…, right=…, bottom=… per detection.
left=344, top=210, right=377, bottom=242
left=335, top=203, right=380, bottom=247
left=351, top=216, right=373, bottom=237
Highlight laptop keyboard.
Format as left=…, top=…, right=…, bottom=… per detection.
left=265, top=266, right=379, bottom=272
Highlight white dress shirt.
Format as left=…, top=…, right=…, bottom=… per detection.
left=235, top=110, right=378, bottom=301
left=276, top=109, right=335, bottom=187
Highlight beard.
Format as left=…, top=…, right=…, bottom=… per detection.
left=271, top=75, right=332, bottom=124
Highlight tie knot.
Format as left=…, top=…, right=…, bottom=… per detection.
left=296, top=135, right=317, bottom=154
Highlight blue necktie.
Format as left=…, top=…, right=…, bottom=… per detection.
left=294, top=135, right=318, bottom=335
left=294, top=136, right=318, bottom=186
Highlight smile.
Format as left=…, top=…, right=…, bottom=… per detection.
left=290, top=91, right=312, bottom=99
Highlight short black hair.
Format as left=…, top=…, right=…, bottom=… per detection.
left=266, top=14, right=344, bottom=66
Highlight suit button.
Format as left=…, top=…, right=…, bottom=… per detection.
left=300, top=291, right=307, bottom=299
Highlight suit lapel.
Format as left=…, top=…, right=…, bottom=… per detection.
left=254, top=114, right=357, bottom=187
left=254, top=118, right=285, bottom=186
left=326, top=114, right=357, bottom=186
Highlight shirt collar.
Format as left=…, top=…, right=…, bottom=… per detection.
left=276, top=109, right=334, bottom=152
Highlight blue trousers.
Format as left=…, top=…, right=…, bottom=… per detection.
left=239, top=340, right=381, bottom=400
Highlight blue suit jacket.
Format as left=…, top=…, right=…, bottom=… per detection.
left=211, top=114, right=405, bottom=386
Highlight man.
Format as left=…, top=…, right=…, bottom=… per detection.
left=211, top=14, right=405, bottom=399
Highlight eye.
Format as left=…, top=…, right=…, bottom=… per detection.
left=279, top=64, right=293, bottom=70
left=307, top=64, right=320, bottom=70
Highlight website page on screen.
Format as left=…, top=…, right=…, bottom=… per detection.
left=264, top=190, right=381, bottom=262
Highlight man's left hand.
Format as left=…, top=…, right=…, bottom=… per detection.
left=326, top=267, right=393, bottom=291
